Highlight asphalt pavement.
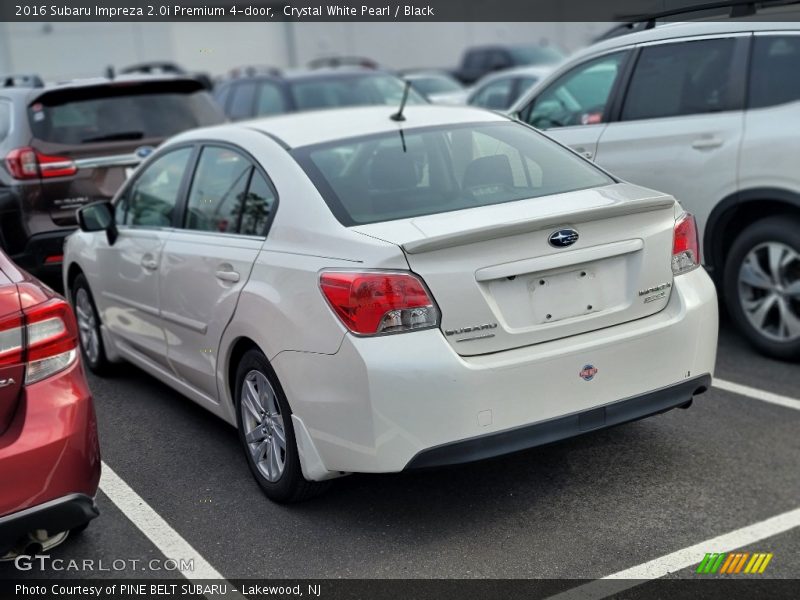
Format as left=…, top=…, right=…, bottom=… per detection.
left=1, top=318, right=798, bottom=588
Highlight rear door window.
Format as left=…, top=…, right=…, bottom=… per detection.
left=749, top=35, right=800, bottom=109
left=183, top=145, right=276, bottom=236
left=621, top=38, right=739, bottom=120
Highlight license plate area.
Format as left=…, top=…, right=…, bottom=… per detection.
left=484, top=254, right=632, bottom=329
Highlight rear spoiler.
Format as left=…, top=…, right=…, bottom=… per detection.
left=30, top=78, right=207, bottom=106
left=402, top=195, right=675, bottom=255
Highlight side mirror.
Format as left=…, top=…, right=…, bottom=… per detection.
left=77, top=201, right=118, bottom=245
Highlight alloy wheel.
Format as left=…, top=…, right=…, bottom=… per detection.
left=240, top=370, right=286, bottom=482
left=738, top=241, right=800, bottom=342
left=74, top=288, right=100, bottom=364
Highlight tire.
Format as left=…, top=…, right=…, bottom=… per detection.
left=234, top=349, right=331, bottom=503
left=71, top=274, right=112, bottom=375
left=723, top=216, right=800, bottom=360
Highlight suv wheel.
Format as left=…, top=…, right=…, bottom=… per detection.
left=71, top=274, right=112, bottom=374
left=724, top=217, right=800, bottom=360
left=234, top=349, right=331, bottom=503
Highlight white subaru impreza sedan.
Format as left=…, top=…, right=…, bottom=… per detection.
left=63, top=105, right=718, bottom=502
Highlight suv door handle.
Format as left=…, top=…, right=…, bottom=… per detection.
left=141, top=257, right=158, bottom=271
left=215, top=270, right=240, bottom=283
left=691, top=136, right=723, bottom=150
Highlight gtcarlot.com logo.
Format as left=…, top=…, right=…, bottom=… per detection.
left=696, top=552, right=773, bottom=574
left=14, top=554, right=193, bottom=572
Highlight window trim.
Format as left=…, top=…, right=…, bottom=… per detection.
left=616, top=34, right=751, bottom=123
left=178, top=140, right=280, bottom=240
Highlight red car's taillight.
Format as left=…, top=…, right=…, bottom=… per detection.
left=0, top=298, right=78, bottom=383
left=319, top=271, right=440, bottom=335
left=5, top=147, right=77, bottom=180
left=672, top=212, right=700, bottom=275
left=0, top=313, right=24, bottom=367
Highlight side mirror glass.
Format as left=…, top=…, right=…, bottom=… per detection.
left=77, top=201, right=118, bottom=245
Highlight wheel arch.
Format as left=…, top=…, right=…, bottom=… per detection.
left=704, top=188, right=800, bottom=282
left=65, top=262, right=84, bottom=293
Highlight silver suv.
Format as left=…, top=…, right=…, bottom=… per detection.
left=510, top=22, right=800, bottom=360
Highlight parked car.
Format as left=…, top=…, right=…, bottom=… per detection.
left=0, top=74, right=225, bottom=286
left=0, top=248, right=100, bottom=558
left=509, top=21, right=800, bottom=359
left=213, top=68, right=426, bottom=121
left=467, top=66, right=553, bottom=110
left=307, top=56, right=381, bottom=70
left=403, top=71, right=467, bottom=104
left=64, top=104, right=717, bottom=503
left=454, top=44, right=564, bottom=84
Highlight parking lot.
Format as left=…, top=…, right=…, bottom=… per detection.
left=2, top=317, right=798, bottom=591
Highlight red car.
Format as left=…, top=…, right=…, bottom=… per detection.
left=0, top=249, right=100, bottom=557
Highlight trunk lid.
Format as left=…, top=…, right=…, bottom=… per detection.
left=353, top=183, right=678, bottom=356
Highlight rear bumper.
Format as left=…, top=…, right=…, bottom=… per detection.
left=10, top=230, right=74, bottom=280
left=0, top=359, right=101, bottom=530
left=406, top=374, right=710, bottom=469
left=273, top=267, right=719, bottom=476
left=0, top=494, right=98, bottom=554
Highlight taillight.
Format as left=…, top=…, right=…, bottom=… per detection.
left=0, top=313, right=24, bottom=367
left=0, top=298, right=78, bottom=384
left=5, top=147, right=77, bottom=180
left=672, top=212, right=700, bottom=275
left=319, top=271, right=440, bottom=335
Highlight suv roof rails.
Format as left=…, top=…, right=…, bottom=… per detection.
left=620, top=0, right=800, bottom=29
left=2, top=74, right=45, bottom=88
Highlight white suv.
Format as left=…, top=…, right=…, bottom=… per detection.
left=63, top=106, right=718, bottom=502
left=510, top=21, right=800, bottom=360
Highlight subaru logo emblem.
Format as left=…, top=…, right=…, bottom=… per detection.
left=135, top=145, right=155, bottom=159
left=548, top=228, right=579, bottom=248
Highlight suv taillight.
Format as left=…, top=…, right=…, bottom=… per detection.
left=672, top=212, right=700, bottom=275
left=0, top=298, right=78, bottom=383
left=319, top=271, right=440, bottom=335
left=5, top=147, right=77, bottom=180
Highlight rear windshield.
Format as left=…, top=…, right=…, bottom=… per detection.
left=28, top=83, right=223, bottom=144
left=292, top=121, right=615, bottom=226
left=288, top=74, right=426, bottom=112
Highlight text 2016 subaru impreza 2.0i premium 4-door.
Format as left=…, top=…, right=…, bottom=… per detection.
left=63, top=105, right=718, bottom=502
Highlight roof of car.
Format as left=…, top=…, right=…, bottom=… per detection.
left=580, top=19, right=800, bottom=56
left=0, top=73, right=206, bottom=101
left=221, top=68, right=393, bottom=86
left=190, top=105, right=509, bottom=149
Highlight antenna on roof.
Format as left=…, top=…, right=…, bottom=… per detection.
left=390, top=80, right=411, bottom=122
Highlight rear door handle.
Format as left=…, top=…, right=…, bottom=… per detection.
left=691, top=136, right=723, bottom=150
left=141, top=257, right=158, bottom=271
left=215, top=270, right=240, bottom=283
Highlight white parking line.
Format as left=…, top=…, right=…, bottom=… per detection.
left=713, top=378, right=800, bottom=411
left=546, top=505, right=800, bottom=600
left=99, top=462, right=223, bottom=579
